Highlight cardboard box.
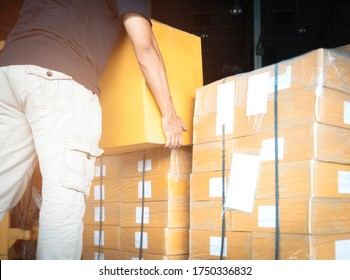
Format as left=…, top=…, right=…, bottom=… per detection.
left=189, top=230, right=251, bottom=260
left=119, top=227, right=188, bottom=255
left=83, top=225, right=119, bottom=250
left=194, top=46, right=350, bottom=144
left=120, top=174, right=189, bottom=203
left=93, top=154, right=123, bottom=181
left=190, top=200, right=230, bottom=231
left=190, top=170, right=230, bottom=202
left=194, top=87, right=350, bottom=144
left=309, top=197, right=350, bottom=234
left=251, top=232, right=310, bottom=260
left=120, top=147, right=192, bottom=178
left=118, top=251, right=188, bottom=260
left=336, top=44, right=350, bottom=53
left=120, top=201, right=189, bottom=228
left=191, top=197, right=350, bottom=234
left=82, top=247, right=188, bottom=260
left=231, top=197, right=350, bottom=234
left=84, top=203, right=120, bottom=226
left=82, top=247, right=119, bottom=260
left=99, top=20, right=203, bottom=154
left=310, top=233, right=350, bottom=260
left=251, top=232, right=350, bottom=260
left=249, top=160, right=350, bottom=200
left=192, top=123, right=350, bottom=174
left=191, top=160, right=350, bottom=206
left=86, top=179, right=120, bottom=204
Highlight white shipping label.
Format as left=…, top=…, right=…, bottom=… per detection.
left=138, top=181, right=152, bottom=198
left=94, top=230, right=104, bottom=246
left=135, top=232, right=148, bottom=249
left=338, top=171, right=350, bottom=194
left=209, top=177, right=226, bottom=198
left=268, top=65, right=292, bottom=93
left=216, top=81, right=235, bottom=136
left=94, top=252, right=104, bottom=260
left=258, top=205, right=276, bottom=228
left=209, top=236, right=227, bottom=257
left=260, top=137, right=284, bottom=161
left=138, top=159, right=152, bottom=172
left=94, top=207, right=105, bottom=222
left=94, top=164, right=106, bottom=177
left=344, top=101, right=350, bottom=125
left=246, top=72, right=270, bottom=116
left=335, top=239, right=350, bottom=260
left=136, top=207, right=150, bottom=224
left=94, top=185, right=105, bottom=201
left=225, top=153, right=260, bottom=213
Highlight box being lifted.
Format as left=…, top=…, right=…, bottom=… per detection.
left=99, top=20, right=203, bottom=154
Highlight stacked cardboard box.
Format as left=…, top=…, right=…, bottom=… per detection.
left=118, top=147, right=192, bottom=260
left=82, top=147, right=192, bottom=260
left=82, top=155, right=122, bottom=260
left=83, top=19, right=201, bottom=260
left=190, top=45, right=350, bottom=260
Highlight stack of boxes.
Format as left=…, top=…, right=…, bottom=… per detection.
left=190, top=46, right=350, bottom=260
left=83, top=148, right=192, bottom=260
left=83, top=155, right=122, bottom=260
left=118, top=148, right=192, bottom=260
left=82, top=20, right=202, bottom=260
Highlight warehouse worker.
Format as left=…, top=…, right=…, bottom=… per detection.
left=0, top=0, right=187, bottom=260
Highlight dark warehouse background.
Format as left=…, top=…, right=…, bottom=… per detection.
left=1, top=0, right=350, bottom=85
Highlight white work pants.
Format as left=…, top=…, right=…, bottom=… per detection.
left=0, top=65, right=103, bottom=259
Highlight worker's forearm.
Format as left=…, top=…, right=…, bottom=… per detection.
left=134, top=41, right=177, bottom=119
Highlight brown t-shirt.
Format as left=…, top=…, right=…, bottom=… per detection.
left=0, top=0, right=150, bottom=95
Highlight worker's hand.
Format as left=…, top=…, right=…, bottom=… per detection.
left=162, top=114, right=187, bottom=149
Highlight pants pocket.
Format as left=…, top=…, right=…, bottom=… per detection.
left=63, top=138, right=103, bottom=197
left=26, top=65, right=73, bottom=112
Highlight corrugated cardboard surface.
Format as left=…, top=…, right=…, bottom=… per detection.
left=86, top=178, right=120, bottom=204
left=84, top=203, right=120, bottom=226
left=83, top=225, right=119, bottom=250
left=120, top=201, right=189, bottom=228
left=191, top=197, right=350, bottom=234
left=252, top=232, right=350, bottom=260
left=192, top=123, right=350, bottom=174
left=189, top=230, right=251, bottom=260
left=120, top=174, right=189, bottom=203
left=119, top=227, right=189, bottom=255
left=120, top=147, right=192, bottom=178
left=82, top=247, right=119, bottom=260
left=99, top=20, right=203, bottom=154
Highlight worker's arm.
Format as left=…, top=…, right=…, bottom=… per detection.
left=121, top=12, right=187, bottom=149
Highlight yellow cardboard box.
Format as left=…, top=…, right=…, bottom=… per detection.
left=99, top=20, right=203, bottom=154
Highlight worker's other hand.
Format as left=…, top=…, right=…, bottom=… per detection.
left=162, top=114, right=187, bottom=149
